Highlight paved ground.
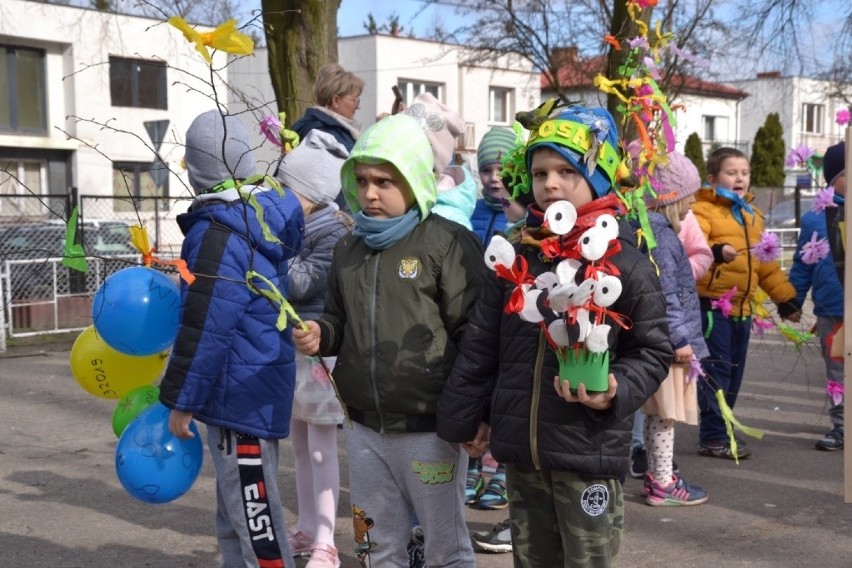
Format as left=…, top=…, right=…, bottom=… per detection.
left=2, top=329, right=852, bottom=567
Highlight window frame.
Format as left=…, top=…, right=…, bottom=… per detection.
left=397, top=80, right=444, bottom=105
left=488, top=87, right=513, bottom=125
left=109, top=56, right=168, bottom=110
left=802, top=103, right=824, bottom=134
left=112, top=161, right=169, bottom=213
left=0, top=44, right=48, bottom=135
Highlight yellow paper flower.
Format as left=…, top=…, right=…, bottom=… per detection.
left=168, top=16, right=254, bottom=64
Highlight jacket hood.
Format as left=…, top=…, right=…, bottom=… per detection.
left=432, top=166, right=477, bottom=229
left=340, top=114, right=437, bottom=220
left=178, top=185, right=304, bottom=263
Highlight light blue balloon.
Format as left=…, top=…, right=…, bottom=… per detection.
left=115, top=402, right=203, bottom=504
left=92, top=267, right=181, bottom=356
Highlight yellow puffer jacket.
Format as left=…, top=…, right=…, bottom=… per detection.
left=692, top=187, right=796, bottom=317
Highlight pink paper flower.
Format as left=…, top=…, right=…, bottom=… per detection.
left=752, top=316, right=775, bottom=337
left=259, top=115, right=283, bottom=148
left=687, top=354, right=706, bottom=383
left=711, top=286, right=737, bottom=318
left=812, top=187, right=837, bottom=213
left=837, top=108, right=851, bottom=127
left=827, top=380, right=844, bottom=406
left=800, top=231, right=830, bottom=264
left=785, top=145, right=815, bottom=168
left=751, top=232, right=781, bottom=262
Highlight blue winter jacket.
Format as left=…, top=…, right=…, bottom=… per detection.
left=292, top=107, right=357, bottom=152
left=470, top=200, right=508, bottom=245
left=789, top=196, right=844, bottom=318
left=159, top=185, right=305, bottom=439
left=648, top=212, right=709, bottom=358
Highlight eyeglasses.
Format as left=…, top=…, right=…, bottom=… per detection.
left=341, top=93, right=361, bottom=105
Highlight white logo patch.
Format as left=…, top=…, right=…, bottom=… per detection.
left=580, top=484, right=609, bottom=516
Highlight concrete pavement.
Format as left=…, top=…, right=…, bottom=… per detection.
left=1, top=330, right=852, bottom=567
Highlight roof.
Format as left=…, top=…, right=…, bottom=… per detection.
left=541, top=54, right=749, bottom=100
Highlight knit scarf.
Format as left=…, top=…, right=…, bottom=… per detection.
left=715, top=187, right=754, bottom=226
left=353, top=208, right=420, bottom=250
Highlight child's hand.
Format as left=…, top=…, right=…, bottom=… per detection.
left=169, top=409, right=195, bottom=439
left=461, top=422, right=490, bottom=457
left=553, top=374, right=618, bottom=410
left=293, top=321, right=321, bottom=355
left=673, top=345, right=694, bottom=365
left=782, top=310, right=802, bottom=323
left=721, top=244, right=737, bottom=262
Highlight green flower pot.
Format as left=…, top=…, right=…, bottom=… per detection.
left=556, top=349, right=610, bottom=393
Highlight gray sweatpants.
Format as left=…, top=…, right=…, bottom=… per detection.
left=207, top=426, right=295, bottom=568
left=345, top=421, right=475, bottom=567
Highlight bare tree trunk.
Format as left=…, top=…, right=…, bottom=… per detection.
left=262, top=0, right=339, bottom=123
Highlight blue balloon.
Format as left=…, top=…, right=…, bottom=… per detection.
left=115, top=402, right=203, bottom=504
left=92, top=266, right=181, bottom=356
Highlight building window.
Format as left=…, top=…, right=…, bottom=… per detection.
left=112, top=161, right=169, bottom=212
left=703, top=115, right=728, bottom=142
left=0, top=159, right=46, bottom=216
left=489, top=87, right=513, bottom=124
left=398, top=80, right=443, bottom=105
left=802, top=103, right=824, bottom=134
left=109, top=57, right=167, bottom=109
left=0, top=46, right=47, bottom=134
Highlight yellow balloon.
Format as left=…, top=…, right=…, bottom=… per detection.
left=69, top=326, right=169, bottom=399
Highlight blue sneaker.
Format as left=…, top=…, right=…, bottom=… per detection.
left=478, top=470, right=508, bottom=510
left=465, top=468, right=484, bottom=505
left=645, top=473, right=708, bottom=507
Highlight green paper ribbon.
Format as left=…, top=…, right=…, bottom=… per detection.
left=61, top=206, right=89, bottom=273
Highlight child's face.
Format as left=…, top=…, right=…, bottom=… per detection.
left=354, top=161, right=416, bottom=219
left=479, top=163, right=509, bottom=201
left=709, top=157, right=750, bottom=197
left=677, top=194, right=695, bottom=220
left=530, top=147, right=594, bottom=210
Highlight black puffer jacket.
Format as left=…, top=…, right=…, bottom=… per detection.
left=437, top=218, right=672, bottom=478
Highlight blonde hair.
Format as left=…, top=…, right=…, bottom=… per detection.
left=314, top=63, right=365, bottom=107
left=657, top=199, right=690, bottom=234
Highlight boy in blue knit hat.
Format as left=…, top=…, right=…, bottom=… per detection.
left=438, top=103, right=672, bottom=567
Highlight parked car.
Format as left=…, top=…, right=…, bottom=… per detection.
left=765, top=197, right=816, bottom=229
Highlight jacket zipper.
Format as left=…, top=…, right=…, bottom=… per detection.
left=530, top=330, right=546, bottom=470
left=369, top=252, right=385, bottom=432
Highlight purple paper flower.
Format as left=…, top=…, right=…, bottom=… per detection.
left=800, top=231, right=830, bottom=264
left=628, top=36, right=650, bottom=50
left=837, top=108, right=851, bottom=127
left=827, top=380, right=845, bottom=406
left=812, top=187, right=837, bottom=213
left=752, top=316, right=775, bottom=337
left=751, top=232, right=781, bottom=262
left=259, top=115, right=282, bottom=148
left=686, top=354, right=706, bottom=383
left=785, top=145, right=815, bottom=168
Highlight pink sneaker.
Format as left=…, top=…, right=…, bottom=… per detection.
left=287, top=528, right=314, bottom=558
left=305, top=542, right=340, bottom=568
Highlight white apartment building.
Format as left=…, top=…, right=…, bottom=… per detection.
left=228, top=33, right=541, bottom=171
left=0, top=0, right=226, bottom=217
left=731, top=72, right=850, bottom=189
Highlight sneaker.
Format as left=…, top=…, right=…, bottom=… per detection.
left=305, top=542, right=341, bottom=568
left=698, top=439, right=751, bottom=460
left=641, top=462, right=680, bottom=495
left=465, top=467, right=484, bottom=505
left=471, top=518, right=513, bottom=553
left=816, top=427, right=844, bottom=451
left=287, top=528, right=314, bottom=558
left=478, top=471, right=508, bottom=510
left=629, top=446, right=647, bottom=478
left=407, top=525, right=425, bottom=568
left=645, top=473, right=709, bottom=507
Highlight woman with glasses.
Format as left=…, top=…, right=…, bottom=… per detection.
left=292, top=63, right=364, bottom=153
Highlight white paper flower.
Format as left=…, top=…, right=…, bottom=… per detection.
left=484, top=235, right=515, bottom=270
left=593, top=274, right=622, bottom=307
left=578, top=226, right=610, bottom=261
left=543, top=200, right=577, bottom=235
left=547, top=319, right=573, bottom=347
left=585, top=324, right=612, bottom=353
left=555, top=258, right=582, bottom=285
left=548, top=283, right=576, bottom=313
left=519, top=288, right=545, bottom=323
left=534, top=271, right=559, bottom=292
left=594, top=214, right=619, bottom=240
left=571, top=279, right=595, bottom=306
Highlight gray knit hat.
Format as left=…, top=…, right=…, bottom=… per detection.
left=477, top=126, right=516, bottom=170
left=184, top=110, right=256, bottom=193
left=276, top=130, right=349, bottom=205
